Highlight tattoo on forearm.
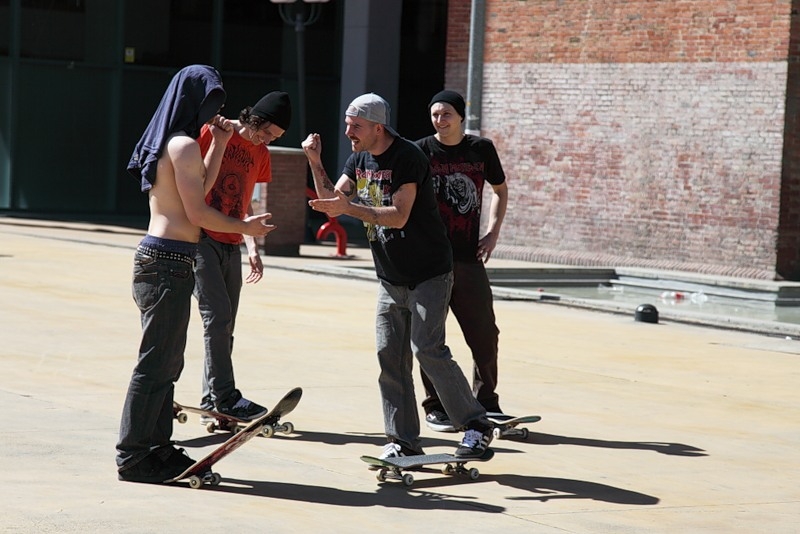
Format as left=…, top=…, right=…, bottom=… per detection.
left=312, top=163, right=335, bottom=193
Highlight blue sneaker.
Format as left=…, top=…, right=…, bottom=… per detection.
left=454, top=425, right=493, bottom=458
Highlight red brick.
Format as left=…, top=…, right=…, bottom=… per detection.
left=445, top=0, right=797, bottom=279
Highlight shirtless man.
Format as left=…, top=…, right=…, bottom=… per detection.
left=116, top=65, right=274, bottom=484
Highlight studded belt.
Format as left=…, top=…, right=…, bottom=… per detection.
left=136, top=245, right=195, bottom=265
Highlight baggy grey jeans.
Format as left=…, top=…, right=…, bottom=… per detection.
left=375, top=271, right=485, bottom=451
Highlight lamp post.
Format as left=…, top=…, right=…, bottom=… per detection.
left=270, top=0, right=329, bottom=141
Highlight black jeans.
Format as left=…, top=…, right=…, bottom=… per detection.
left=116, top=242, right=195, bottom=470
left=421, top=260, right=501, bottom=414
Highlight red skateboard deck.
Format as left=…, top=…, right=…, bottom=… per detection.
left=166, top=387, right=302, bottom=488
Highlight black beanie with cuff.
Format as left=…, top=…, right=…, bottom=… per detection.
left=251, top=91, right=292, bottom=130
left=428, top=90, right=466, bottom=120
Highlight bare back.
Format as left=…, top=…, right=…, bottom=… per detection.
left=146, top=132, right=209, bottom=243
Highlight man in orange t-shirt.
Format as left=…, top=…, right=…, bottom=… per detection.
left=194, top=91, right=291, bottom=420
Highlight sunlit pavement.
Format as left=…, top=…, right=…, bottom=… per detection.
left=2, top=218, right=798, bottom=533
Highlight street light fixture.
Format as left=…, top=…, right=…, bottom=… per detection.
left=270, top=0, right=330, bottom=141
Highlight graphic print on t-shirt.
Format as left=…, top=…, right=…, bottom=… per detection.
left=431, top=160, right=485, bottom=258
left=208, top=173, right=245, bottom=221
left=435, top=171, right=479, bottom=216
left=356, top=167, right=400, bottom=244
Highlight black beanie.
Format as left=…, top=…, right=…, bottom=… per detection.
left=429, top=90, right=465, bottom=120
left=251, top=91, right=292, bottom=130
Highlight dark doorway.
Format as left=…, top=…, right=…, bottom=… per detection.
left=396, top=0, right=448, bottom=141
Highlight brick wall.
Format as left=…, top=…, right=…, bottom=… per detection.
left=252, top=147, right=308, bottom=257
left=446, top=0, right=797, bottom=279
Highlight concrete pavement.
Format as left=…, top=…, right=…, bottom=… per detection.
left=1, top=218, right=798, bottom=533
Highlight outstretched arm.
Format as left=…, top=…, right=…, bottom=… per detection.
left=309, top=182, right=416, bottom=229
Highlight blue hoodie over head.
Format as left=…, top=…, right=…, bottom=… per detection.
left=127, top=64, right=226, bottom=192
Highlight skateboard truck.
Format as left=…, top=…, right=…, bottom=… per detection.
left=487, top=414, right=542, bottom=440
left=186, top=470, right=222, bottom=489
left=376, top=460, right=481, bottom=487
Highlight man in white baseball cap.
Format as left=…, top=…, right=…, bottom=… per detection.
left=301, top=92, right=495, bottom=461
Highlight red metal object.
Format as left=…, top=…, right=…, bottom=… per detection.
left=307, top=187, right=349, bottom=257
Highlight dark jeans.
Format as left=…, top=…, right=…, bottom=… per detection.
left=193, top=234, right=243, bottom=409
left=116, top=240, right=195, bottom=470
left=421, top=260, right=501, bottom=415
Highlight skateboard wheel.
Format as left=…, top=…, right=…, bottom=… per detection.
left=520, top=428, right=529, bottom=440
left=376, top=470, right=387, bottom=482
left=442, top=464, right=455, bottom=475
left=176, top=413, right=188, bottom=424
left=282, top=421, right=294, bottom=434
left=261, top=425, right=275, bottom=438
left=468, top=468, right=480, bottom=481
left=492, top=427, right=502, bottom=440
left=205, top=422, right=217, bottom=434
left=188, top=476, right=202, bottom=489
left=210, top=473, right=221, bottom=486
left=401, top=473, right=414, bottom=487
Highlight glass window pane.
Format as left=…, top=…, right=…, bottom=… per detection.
left=20, top=0, right=85, bottom=60
left=124, top=0, right=213, bottom=67
left=221, top=0, right=283, bottom=73
left=0, top=0, right=9, bottom=56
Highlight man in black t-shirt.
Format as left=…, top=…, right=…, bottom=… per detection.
left=416, top=90, right=509, bottom=432
left=302, top=93, right=494, bottom=459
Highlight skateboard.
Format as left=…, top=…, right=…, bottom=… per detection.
left=360, top=449, right=494, bottom=487
left=486, top=414, right=541, bottom=440
left=173, top=400, right=295, bottom=438
left=166, top=387, right=302, bottom=489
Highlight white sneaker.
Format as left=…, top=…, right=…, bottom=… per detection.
left=379, top=442, right=404, bottom=460
left=379, top=442, right=423, bottom=459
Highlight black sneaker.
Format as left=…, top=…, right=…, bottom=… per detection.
left=159, top=446, right=195, bottom=478
left=425, top=410, right=455, bottom=433
left=454, top=424, right=494, bottom=458
left=218, top=394, right=268, bottom=421
left=117, top=453, right=173, bottom=484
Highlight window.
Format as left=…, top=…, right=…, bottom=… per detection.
left=20, top=0, right=86, bottom=60
left=124, top=0, right=213, bottom=67
left=0, top=0, right=9, bottom=55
